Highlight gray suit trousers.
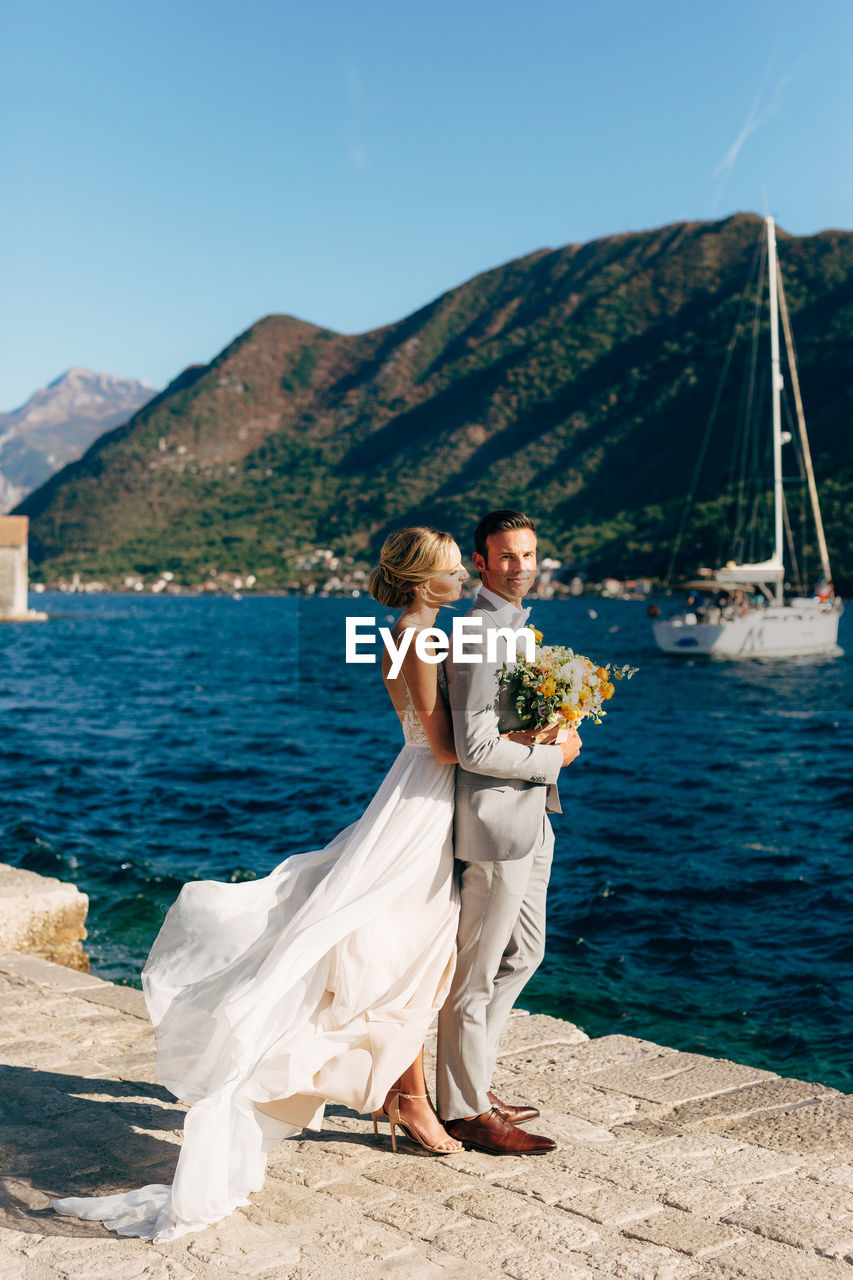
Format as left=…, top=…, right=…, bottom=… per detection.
left=436, top=815, right=555, bottom=1121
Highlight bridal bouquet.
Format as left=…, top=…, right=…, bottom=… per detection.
left=503, top=633, right=637, bottom=733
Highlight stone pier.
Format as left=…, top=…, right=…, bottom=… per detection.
left=0, top=515, right=46, bottom=621
left=0, top=864, right=89, bottom=971
left=1, top=947, right=852, bottom=1279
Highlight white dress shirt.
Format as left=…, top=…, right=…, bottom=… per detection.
left=475, top=585, right=531, bottom=629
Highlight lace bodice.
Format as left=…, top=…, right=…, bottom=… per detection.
left=400, top=661, right=448, bottom=749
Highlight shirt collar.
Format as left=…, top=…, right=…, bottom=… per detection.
left=476, top=585, right=531, bottom=628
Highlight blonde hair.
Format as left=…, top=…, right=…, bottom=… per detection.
left=368, top=527, right=454, bottom=608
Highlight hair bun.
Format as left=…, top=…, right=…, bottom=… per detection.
left=368, top=526, right=454, bottom=609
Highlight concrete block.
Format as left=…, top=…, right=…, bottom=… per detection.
left=663, top=1178, right=747, bottom=1218
left=612, top=1120, right=682, bottom=1149
left=567, top=1186, right=665, bottom=1226
left=0, top=866, right=89, bottom=971
left=0, top=1036, right=69, bottom=1066
left=546, top=1114, right=616, bottom=1144
left=427, top=1216, right=525, bottom=1267
left=541, top=1081, right=639, bottom=1127
left=270, top=1146, right=375, bottom=1190
left=496, top=1012, right=589, bottom=1057
left=511, top=1207, right=601, bottom=1256
left=98, top=1050, right=162, bottom=1082
left=506, top=1035, right=677, bottom=1078
left=296, top=1132, right=390, bottom=1169
left=184, top=1215, right=302, bottom=1273
left=361, top=1158, right=471, bottom=1198
left=668, top=1077, right=840, bottom=1130
left=639, top=1131, right=748, bottom=1177
left=740, top=1173, right=853, bottom=1221
left=491, top=1169, right=605, bottom=1207
left=587, top=1053, right=775, bottom=1106
left=377, top=1249, right=463, bottom=1279
left=381, top=1249, right=468, bottom=1280
left=444, top=1184, right=536, bottom=1224
left=434, top=1200, right=600, bottom=1258
left=583, top=1230, right=696, bottom=1279
left=699, top=1235, right=853, bottom=1279
left=366, top=1196, right=466, bottom=1241
left=549, top=1134, right=744, bottom=1200
left=503, top=1252, right=601, bottom=1279
left=688, top=1145, right=804, bottom=1188
left=490, top=1059, right=636, bottom=1123
left=420, top=1251, right=497, bottom=1280
left=549, top=1143, right=653, bottom=1190
left=432, top=1198, right=596, bottom=1259
left=23, top=1235, right=195, bottom=1280
left=0, top=949, right=103, bottom=991
left=76, top=983, right=150, bottom=1019
left=440, top=1147, right=530, bottom=1180
left=623, top=1207, right=746, bottom=1258
left=722, top=1206, right=853, bottom=1259
left=318, top=1177, right=397, bottom=1206
left=720, top=1099, right=853, bottom=1157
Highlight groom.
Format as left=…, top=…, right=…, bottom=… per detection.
left=437, top=509, right=581, bottom=1154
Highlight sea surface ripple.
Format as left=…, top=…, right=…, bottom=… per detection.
left=1, top=592, right=851, bottom=1089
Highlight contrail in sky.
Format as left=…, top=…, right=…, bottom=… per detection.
left=712, top=56, right=795, bottom=209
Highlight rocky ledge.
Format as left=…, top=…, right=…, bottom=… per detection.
left=1, top=950, right=853, bottom=1279
left=0, top=863, right=88, bottom=971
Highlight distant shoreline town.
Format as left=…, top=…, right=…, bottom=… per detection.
left=32, top=547, right=654, bottom=603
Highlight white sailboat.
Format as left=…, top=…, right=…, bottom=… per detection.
left=653, top=216, right=843, bottom=658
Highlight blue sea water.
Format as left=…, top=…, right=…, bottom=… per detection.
left=1, top=593, right=851, bottom=1090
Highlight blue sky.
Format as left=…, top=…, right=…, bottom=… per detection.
left=2, top=0, right=851, bottom=408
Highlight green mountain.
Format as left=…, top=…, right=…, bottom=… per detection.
left=19, top=214, right=853, bottom=589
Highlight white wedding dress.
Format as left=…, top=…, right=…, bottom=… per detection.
left=52, top=681, right=458, bottom=1241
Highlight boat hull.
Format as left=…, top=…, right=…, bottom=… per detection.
left=653, top=603, right=841, bottom=658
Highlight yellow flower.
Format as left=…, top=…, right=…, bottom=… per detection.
left=529, top=626, right=544, bottom=645
left=538, top=678, right=556, bottom=697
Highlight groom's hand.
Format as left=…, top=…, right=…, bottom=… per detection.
left=558, top=728, right=582, bottom=767
left=502, top=721, right=568, bottom=747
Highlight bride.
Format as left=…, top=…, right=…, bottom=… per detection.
left=53, top=526, right=469, bottom=1242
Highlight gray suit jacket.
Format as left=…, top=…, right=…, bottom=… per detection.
left=446, top=596, right=563, bottom=862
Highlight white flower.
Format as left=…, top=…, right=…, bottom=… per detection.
left=559, top=658, right=587, bottom=687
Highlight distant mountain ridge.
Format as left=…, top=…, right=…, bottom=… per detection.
left=0, top=368, right=156, bottom=511
left=17, top=215, right=853, bottom=587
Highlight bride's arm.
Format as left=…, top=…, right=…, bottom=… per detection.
left=398, top=647, right=458, bottom=765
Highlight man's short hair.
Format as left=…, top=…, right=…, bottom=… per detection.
left=474, top=509, right=537, bottom=561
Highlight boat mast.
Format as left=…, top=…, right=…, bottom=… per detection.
left=766, top=215, right=784, bottom=604
left=776, top=262, right=834, bottom=586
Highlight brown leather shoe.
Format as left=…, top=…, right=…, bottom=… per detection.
left=487, top=1090, right=540, bottom=1125
left=444, top=1108, right=556, bottom=1155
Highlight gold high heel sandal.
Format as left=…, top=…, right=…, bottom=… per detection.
left=371, top=1090, right=460, bottom=1156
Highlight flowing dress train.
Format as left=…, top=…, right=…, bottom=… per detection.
left=52, top=690, right=458, bottom=1241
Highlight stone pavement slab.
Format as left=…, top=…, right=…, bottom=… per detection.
left=719, top=1098, right=853, bottom=1157
left=698, top=1234, right=853, bottom=1280
left=586, top=1053, right=775, bottom=1107
left=2, top=955, right=853, bottom=1279
left=621, top=1207, right=746, bottom=1259
left=669, top=1077, right=840, bottom=1130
